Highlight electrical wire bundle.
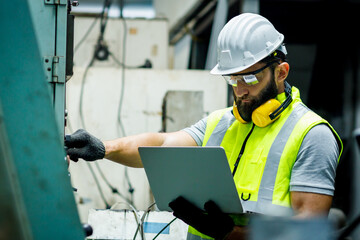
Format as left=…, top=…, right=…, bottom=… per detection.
left=73, top=0, right=135, bottom=210
left=110, top=202, right=177, bottom=240
left=68, top=2, right=171, bottom=239
left=75, top=0, right=154, bottom=210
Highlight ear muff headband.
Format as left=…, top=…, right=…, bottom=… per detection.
left=233, top=81, right=293, bottom=127
left=269, top=81, right=292, bottom=120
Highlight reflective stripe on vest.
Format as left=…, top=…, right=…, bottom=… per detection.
left=205, top=103, right=309, bottom=215
left=187, top=231, right=213, bottom=240
left=187, top=233, right=202, bottom=240
left=244, top=103, right=309, bottom=215
left=187, top=87, right=343, bottom=239
left=206, top=110, right=236, bottom=146
left=187, top=104, right=311, bottom=240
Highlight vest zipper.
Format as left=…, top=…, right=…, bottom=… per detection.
left=232, top=123, right=255, bottom=176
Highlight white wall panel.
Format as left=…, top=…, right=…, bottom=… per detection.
left=73, top=17, right=169, bottom=69
left=66, top=67, right=227, bottom=222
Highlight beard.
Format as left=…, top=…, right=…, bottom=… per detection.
left=234, top=78, right=278, bottom=122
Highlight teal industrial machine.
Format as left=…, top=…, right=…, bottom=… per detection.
left=0, top=0, right=86, bottom=239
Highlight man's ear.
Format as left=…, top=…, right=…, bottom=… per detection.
left=276, top=62, right=290, bottom=83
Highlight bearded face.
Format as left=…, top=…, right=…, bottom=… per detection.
left=233, top=76, right=278, bottom=122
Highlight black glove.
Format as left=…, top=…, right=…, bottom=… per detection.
left=169, top=196, right=234, bottom=240
left=65, top=129, right=105, bottom=162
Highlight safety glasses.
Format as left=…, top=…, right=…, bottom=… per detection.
left=222, top=61, right=278, bottom=86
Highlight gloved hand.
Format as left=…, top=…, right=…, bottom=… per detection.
left=65, top=129, right=105, bottom=162
left=169, top=196, right=234, bottom=240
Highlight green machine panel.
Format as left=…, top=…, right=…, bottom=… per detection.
left=0, top=0, right=85, bottom=239
left=28, top=0, right=68, bottom=140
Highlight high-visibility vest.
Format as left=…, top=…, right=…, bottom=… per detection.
left=187, top=87, right=343, bottom=240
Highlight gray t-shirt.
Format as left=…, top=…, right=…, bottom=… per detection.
left=183, top=117, right=339, bottom=196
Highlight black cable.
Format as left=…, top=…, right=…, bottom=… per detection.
left=119, top=0, right=124, bottom=18
left=77, top=35, right=115, bottom=210
left=116, top=15, right=127, bottom=138
left=94, top=161, right=133, bottom=204
left=65, top=118, right=78, bottom=192
left=109, top=53, right=152, bottom=69
left=77, top=0, right=113, bottom=210
left=93, top=0, right=112, bottom=61
left=337, top=214, right=360, bottom=239
left=74, top=17, right=99, bottom=55
left=132, top=202, right=156, bottom=240
left=98, top=0, right=111, bottom=41
left=77, top=0, right=137, bottom=210
left=152, top=218, right=177, bottom=240
left=132, top=212, right=146, bottom=240
left=124, top=166, right=134, bottom=203
left=114, top=6, right=137, bottom=206
left=77, top=55, right=114, bottom=209
left=66, top=115, right=73, bottom=133
left=78, top=0, right=110, bottom=129
left=79, top=57, right=95, bottom=130
left=87, top=163, right=111, bottom=209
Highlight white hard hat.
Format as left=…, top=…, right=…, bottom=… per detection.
left=210, top=13, right=286, bottom=75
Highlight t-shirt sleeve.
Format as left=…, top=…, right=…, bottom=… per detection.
left=182, top=117, right=208, bottom=146
left=290, top=124, right=340, bottom=196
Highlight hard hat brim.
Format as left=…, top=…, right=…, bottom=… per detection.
left=210, top=63, right=251, bottom=75
left=210, top=39, right=285, bottom=75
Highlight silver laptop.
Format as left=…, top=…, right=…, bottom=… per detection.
left=138, top=146, right=243, bottom=214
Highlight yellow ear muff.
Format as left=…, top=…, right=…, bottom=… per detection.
left=251, top=99, right=281, bottom=127
left=233, top=102, right=247, bottom=124
left=233, top=82, right=292, bottom=127
left=233, top=100, right=281, bottom=127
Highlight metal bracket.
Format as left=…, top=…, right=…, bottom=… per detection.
left=52, top=56, right=65, bottom=83
left=43, top=56, right=53, bottom=82
left=44, top=0, right=67, bottom=5
left=43, top=56, right=65, bottom=83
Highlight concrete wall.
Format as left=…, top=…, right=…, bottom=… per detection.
left=73, top=17, right=169, bottom=69
left=66, top=67, right=227, bottom=222
left=69, top=10, right=228, bottom=223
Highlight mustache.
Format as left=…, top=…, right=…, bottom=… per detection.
left=235, top=96, right=253, bottom=102
left=233, top=91, right=253, bottom=103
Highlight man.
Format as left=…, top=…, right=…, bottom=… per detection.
left=66, top=13, right=342, bottom=240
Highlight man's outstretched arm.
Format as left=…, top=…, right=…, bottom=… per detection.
left=65, top=129, right=197, bottom=167
left=104, top=131, right=197, bottom=167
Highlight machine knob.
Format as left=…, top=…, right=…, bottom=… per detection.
left=72, top=1, right=79, bottom=7
left=82, top=224, right=93, bottom=237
